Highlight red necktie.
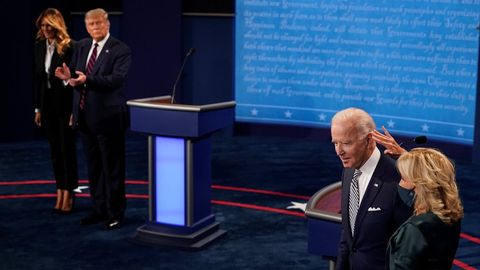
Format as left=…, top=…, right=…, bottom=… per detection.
left=79, top=43, right=98, bottom=110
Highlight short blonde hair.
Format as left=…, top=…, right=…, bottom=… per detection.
left=35, top=8, right=71, bottom=56
left=397, top=148, right=464, bottom=224
left=85, top=8, right=109, bottom=21
left=331, top=107, right=376, bottom=139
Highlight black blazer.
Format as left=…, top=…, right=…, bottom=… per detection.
left=69, top=36, right=131, bottom=134
left=34, top=40, right=74, bottom=116
left=336, top=154, right=412, bottom=270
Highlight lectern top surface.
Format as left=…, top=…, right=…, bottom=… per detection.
left=126, top=95, right=236, bottom=112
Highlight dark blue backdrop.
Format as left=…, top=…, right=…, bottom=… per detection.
left=0, top=0, right=233, bottom=142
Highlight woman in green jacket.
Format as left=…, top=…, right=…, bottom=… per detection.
left=386, top=148, right=463, bottom=269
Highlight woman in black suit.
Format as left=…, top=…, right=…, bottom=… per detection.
left=34, top=8, right=78, bottom=214
left=387, top=148, right=464, bottom=269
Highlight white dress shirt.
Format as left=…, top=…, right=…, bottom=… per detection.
left=85, top=33, right=110, bottom=68
left=45, top=40, right=55, bottom=88
left=357, top=147, right=381, bottom=202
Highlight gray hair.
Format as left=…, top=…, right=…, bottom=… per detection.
left=331, top=107, right=376, bottom=139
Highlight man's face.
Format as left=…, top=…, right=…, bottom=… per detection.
left=331, top=121, right=371, bottom=169
left=85, top=15, right=109, bottom=42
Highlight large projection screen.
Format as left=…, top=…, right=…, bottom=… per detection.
left=235, top=0, right=480, bottom=144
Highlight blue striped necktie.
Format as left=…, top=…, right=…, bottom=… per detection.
left=349, top=169, right=362, bottom=236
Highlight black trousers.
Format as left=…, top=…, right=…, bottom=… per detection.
left=42, top=92, right=78, bottom=191
left=78, top=113, right=126, bottom=220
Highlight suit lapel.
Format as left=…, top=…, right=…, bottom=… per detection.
left=90, top=37, right=113, bottom=75
left=342, top=169, right=355, bottom=240
left=49, top=49, right=61, bottom=75
left=354, top=176, right=383, bottom=233
left=39, top=42, right=47, bottom=64
left=80, top=41, right=91, bottom=73
left=35, top=42, right=47, bottom=73
left=352, top=156, right=387, bottom=239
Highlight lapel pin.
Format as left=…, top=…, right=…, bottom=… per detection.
left=374, top=183, right=379, bottom=187
left=106, top=49, right=110, bottom=53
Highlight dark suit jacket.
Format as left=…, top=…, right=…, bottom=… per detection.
left=34, top=40, right=74, bottom=116
left=69, top=36, right=131, bottom=134
left=386, top=212, right=461, bottom=270
left=336, top=154, right=412, bottom=270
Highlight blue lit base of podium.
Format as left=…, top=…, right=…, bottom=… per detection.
left=126, top=96, right=235, bottom=250
left=129, top=135, right=227, bottom=250
left=131, top=216, right=227, bottom=249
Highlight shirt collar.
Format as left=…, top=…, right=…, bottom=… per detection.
left=359, top=147, right=381, bottom=176
left=46, top=39, right=56, bottom=49
left=92, top=33, right=110, bottom=48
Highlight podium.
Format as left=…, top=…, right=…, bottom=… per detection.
left=305, top=181, right=342, bottom=270
left=126, top=95, right=235, bottom=249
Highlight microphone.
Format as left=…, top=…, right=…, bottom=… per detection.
left=413, top=136, right=427, bottom=144
left=171, top=48, right=196, bottom=104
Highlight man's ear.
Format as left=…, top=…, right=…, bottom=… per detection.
left=366, top=133, right=372, bottom=145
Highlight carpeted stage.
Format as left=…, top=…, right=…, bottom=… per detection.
left=0, top=133, right=479, bottom=269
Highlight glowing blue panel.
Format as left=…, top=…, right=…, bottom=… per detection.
left=155, top=136, right=185, bottom=226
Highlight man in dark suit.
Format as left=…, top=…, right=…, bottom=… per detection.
left=55, top=8, right=131, bottom=230
left=330, top=108, right=411, bottom=270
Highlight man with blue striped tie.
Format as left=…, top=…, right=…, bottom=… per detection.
left=330, top=108, right=411, bottom=270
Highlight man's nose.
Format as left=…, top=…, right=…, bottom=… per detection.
left=335, top=146, right=344, bottom=156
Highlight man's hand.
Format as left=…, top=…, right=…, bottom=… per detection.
left=371, top=126, right=406, bottom=158
left=55, top=63, right=71, bottom=80
left=68, top=71, right=86, bottom=87
left=34, top=112, right=41, bottom=127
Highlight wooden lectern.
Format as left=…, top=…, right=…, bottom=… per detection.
left=126, top=95, right=235, bottom=249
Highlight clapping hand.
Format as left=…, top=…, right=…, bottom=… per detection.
left=68, top=71, right=86, bottom=87
left=55, top=63, right=71, bottom=80
left=55, top=64, right=86, bottom=87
